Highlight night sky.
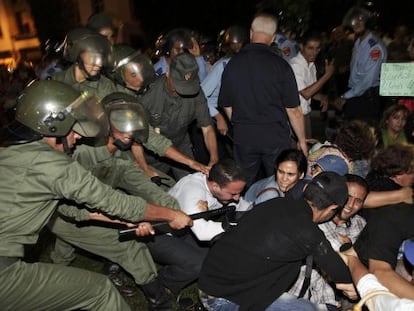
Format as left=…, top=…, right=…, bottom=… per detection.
left=133, top=0, right=414, bottom=45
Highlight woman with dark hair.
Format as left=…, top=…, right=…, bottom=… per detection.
left=308, top=119, right=376, bottom=178
left=244, top=148, right=308, bottom=205
left=379, top=103, right=409, bottom=148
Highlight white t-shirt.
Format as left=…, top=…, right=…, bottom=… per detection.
left=168, top=172, right=251, bottom=241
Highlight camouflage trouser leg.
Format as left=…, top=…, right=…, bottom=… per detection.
left=0, top=260, right=130, bottom=311
left=50, top=216, right=158, bottom=285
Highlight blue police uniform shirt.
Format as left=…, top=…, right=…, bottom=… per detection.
left=344, top=32, right=387, bottom=99
left=153, top=56, right=168, bottom=76
left=275, top=33, right=298, bottom=63
left=200, top=56, right=231, bottom=117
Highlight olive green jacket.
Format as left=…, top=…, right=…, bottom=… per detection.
left=0, top=140, right=148, bottom=257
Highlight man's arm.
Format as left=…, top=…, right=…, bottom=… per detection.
left=201, top=124, right=219, bottom=167
left=364, top=188, right=413, bottom=208
left=369, top=258, right=414, bottom=299
left=163, top=145, right=210, bottom=175
left=286, top=106, right=308, bottom=156
left=299, top=59, right=334, bottom=100
left=223, top=106, right=232, bottom=121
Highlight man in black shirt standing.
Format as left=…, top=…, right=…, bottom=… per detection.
left=218, top=12, right=307, bottom=187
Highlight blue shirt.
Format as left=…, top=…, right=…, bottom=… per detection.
left=200, top=56, right=230, bottom=117
left=344, top=32, right=387, bottom=99
left=244, top=175, right=283, bottom=205
left=275, top=33, right=298, bottom=63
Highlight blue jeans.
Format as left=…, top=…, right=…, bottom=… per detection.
left=200, top=291, right=317, bottom=311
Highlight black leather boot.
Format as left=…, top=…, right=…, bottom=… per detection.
left=141, top=278, right=174, bottom=311
left=103, top=261, right=137, bottom=297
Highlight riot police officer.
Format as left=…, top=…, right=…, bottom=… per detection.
left=0, top=80, right=192, bottom=310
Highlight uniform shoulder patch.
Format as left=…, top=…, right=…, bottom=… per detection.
left=370, top=48, right=381, bottom=61
left=282, top=46, right=291, bottom=56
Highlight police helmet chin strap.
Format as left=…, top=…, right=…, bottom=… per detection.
left=77, top=58, right=101, bottom=82
left=56, top=136, right=72, bottom=155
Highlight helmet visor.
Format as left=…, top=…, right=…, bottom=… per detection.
left=68, top=94, right=109, bottom=137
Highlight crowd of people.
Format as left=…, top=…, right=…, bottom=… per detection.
left=1, top=5, right=414, bottom=311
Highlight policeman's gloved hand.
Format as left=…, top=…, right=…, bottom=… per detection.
left=150, top=176, right=170, bottom=187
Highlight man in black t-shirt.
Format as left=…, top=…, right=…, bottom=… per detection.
left=198, top=172, right=357, bottom=311
left=354, top=144, right=414, bottom=300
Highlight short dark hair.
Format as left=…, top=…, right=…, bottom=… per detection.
left=208, top=158, right=246, bottom=187
left=303, top=182, right=335, bottom=210
left=303, top=172, right=348, bottom=210
left=275, top=148, right=308, bottom=175
left=298, top=30, right=322, bottom=46
left=345, top=174, right=369, bottom=193
left=371, top=144, right=414, bottom=177
left=334, top=120, right=376, bottom=161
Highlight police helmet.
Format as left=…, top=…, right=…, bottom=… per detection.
left=102, top=92, right=150, bottom=143
left=15, top=80, right=107, bottom=137
left=87, top=12, right=118, bottom=32
left=109, top=44, right=155, bottom=87
left=223, top=25, right=249, bottom=45
left=342, top=6, right=374, bottom=30
left=63, top=27, right=112, bottom=65
left=159, top=28, right=194, bottom=57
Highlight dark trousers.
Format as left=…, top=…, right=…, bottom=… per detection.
left=144, top=233, right=209, bottom=295
left=343, top=87, right=382, bottom=123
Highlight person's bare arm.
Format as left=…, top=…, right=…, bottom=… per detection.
left=163, top=145, right=210, bottom=175
left=286, top=106, right=308, bottom=156
left=143, top=203, right=193, bottom=230
left=214, top=112, right=229, bottom=136
left=131, top=143, right=159, bottom=178
left=89, top=212, right=155, bottom=236
left=364, top=188, right=413, bottom=208
left=369, top=258, right=414, bottom=299
left=223, top=106, right=232, bottom=120
left=299, top=59, right=335, bottom=100
left=201, top=124, right=219, bottom=167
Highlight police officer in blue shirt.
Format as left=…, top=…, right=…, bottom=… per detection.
left=336, top=6, right=387, bottom=123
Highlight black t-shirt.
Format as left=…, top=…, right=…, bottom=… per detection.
left=218, top=43, right=299, bottom=141
left=198, top=197, right=352, bottom=311
left=355, top=173, right=414, bottom=267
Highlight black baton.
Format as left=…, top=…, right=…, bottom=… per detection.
left=118, top=204, right=236, bottom=237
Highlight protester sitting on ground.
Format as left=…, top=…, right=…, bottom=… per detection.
left=168, top=158, right=251, bottom=243
left=244, top=148, right=307, bottom=205
left=289, top=174, right=369, bottom=310
left=198, top=172, right=357, bottom=311
left=354, top=144, right=414, bottom=300
left=379, top=103, right=409, bottom=148
left=308, top=154, right=349, bottom=179
left=307, top=119, right=376, bottom=178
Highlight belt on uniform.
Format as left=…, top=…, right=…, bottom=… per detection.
left=0, top=256, right=19, bottom=272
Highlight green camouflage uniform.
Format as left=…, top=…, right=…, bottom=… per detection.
left=0, top=140, right=154, bottom=310
left=50, top=144, right=180, bottom=285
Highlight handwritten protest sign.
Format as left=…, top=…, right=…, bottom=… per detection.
left=380, top=63, right=414, bottom=96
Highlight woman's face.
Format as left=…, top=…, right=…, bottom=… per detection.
left=387, top=110, right=407, bottom=134
left=276, top=160, right=302, bottom=192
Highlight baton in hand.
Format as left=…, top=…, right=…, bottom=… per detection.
left=118, top=204, right=236, bottom=237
